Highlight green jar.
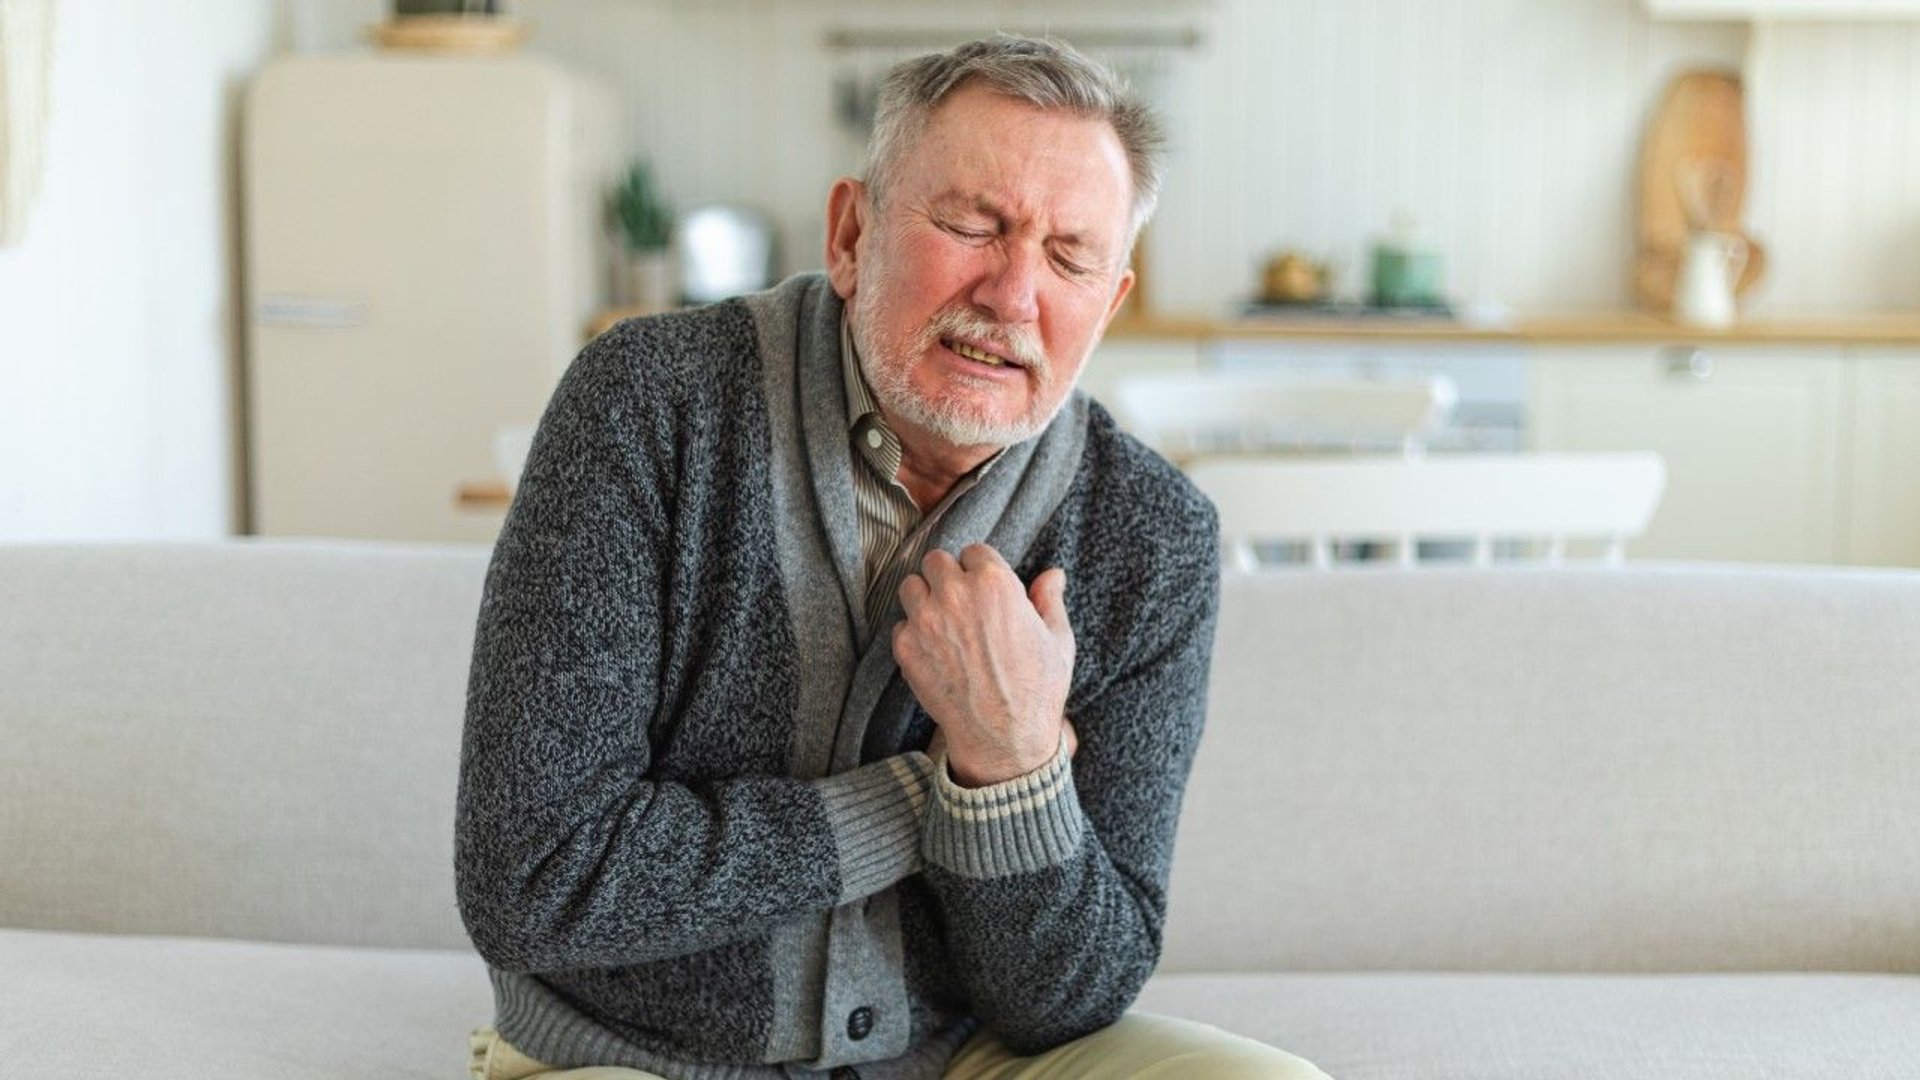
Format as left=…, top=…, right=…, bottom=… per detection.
left=1370, top=245, right=1444, bottom=309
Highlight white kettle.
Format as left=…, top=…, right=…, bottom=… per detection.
left=1673, top=231, right=1749, bottom=329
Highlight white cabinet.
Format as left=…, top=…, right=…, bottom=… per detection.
left=1530, top=345, right=1847, bottom=564
left=1845, top=352, right=1920, bottom=567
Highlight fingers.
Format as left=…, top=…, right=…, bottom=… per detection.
left=921, top=544, right=1014, bottom=596
left=1062, top=717, right=1079, bottom=758
left=897, top=572, right=929, bottom=617
left=920, top=547, right=961, bottom=591
left=917, top=550, right=1069, bottom=634
left=957, top=543, right=1009, bottom=573
left=1028, top=567, right=1071, bottom=636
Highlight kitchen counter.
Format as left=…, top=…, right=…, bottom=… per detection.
left=1107, top=312, right=1920, bottom=346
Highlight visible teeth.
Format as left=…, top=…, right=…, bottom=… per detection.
left=950, top=340, right=1006, bottom=367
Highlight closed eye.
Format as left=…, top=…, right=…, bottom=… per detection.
left=1052, top=252, right=1094, bottom=277
left=943, top=222, right=993, bottom=242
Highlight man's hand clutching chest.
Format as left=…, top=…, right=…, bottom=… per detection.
left=893, top=543, right=1078, bottom=788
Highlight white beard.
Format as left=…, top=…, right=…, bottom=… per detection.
left=849, top=272, right=1068, bottom=450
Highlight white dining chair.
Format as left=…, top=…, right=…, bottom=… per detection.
left=1186, top=452, right=1668, bottom=571
left=1111, top=371, right=1459, bottom=460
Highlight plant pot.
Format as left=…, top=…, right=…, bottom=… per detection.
left=616, top=250, right=678, bottom=313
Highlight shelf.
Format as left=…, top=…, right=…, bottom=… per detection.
left=588, top=307, right=1920, bottom=348
left=1106, top=313, right=1920, bottom=347
left=1644, top=0, right=1920, bottom=19
left=456, top=479, right=510, bottom=509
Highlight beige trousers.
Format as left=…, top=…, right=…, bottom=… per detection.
left=468, top=1014, right=1329, bottom=1080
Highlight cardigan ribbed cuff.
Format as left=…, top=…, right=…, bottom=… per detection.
left=816, top=752, right=934, bottom=904
left=923, top=737, right=1086, bottom=879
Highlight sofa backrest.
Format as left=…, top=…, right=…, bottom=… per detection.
left=1161, top=565, right=1920, bottom=975
left=0, top=541, right=486, bottom=951
left=7, top=543, right=1918, bottom=974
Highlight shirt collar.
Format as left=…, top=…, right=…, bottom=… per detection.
left=840, top=314, right=882, bottom=433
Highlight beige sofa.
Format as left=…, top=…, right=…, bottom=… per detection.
left=2, top=540, right=1916, bottom=1078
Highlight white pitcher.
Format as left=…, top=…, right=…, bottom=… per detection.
left=1674, top=231, right=1748, bottom=329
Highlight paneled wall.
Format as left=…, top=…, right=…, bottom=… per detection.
left=290, top=0, right=1920, bottom=316
left=1747, top=19, right=1920, bottom=313
left=514, top=0, right=1746, bottom=314
left=1151, top=0, right=1748, bottom=314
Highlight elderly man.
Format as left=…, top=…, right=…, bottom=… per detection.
left=457, top=34, right=1327, bottom=1080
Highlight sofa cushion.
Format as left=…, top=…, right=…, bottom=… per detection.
left=1137, top=971, right=1920, bottom=1080
left=10, top=928, right=1913, bottom=1080
left=0, top=927, right=491, bottom=1078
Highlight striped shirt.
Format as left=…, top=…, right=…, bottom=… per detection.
left=841, top=316, right=1004, bottom=640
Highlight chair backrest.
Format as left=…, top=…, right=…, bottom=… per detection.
left=1111, top=371, right=1459, bottom=459
left=1187, top=452, right=1667, bottom=570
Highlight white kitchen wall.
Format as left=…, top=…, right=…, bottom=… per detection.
left=292, top=0, right=1920, bottom=316
left=6, top=0, right=1917, bottom=540
left=1747, top=19, right=1920, bottom=312
left=0, top=2, right=279, bottom=539
left=1155, top=0, right=1759, bottom=314
left=289, top=0, right=1761, bottom=313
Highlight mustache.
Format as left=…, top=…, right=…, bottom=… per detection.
left=920, top=306, right=1048, bottom=374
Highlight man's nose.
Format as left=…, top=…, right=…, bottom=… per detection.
left=970, top=242, right=1042, bottom=325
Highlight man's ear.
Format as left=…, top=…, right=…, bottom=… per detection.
left=824, top=177, right=868, bottom=301
left=1100, top=267, right=1137, bottom=328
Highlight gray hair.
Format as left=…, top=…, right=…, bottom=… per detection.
left=862, top=34, right=1166, bottom=246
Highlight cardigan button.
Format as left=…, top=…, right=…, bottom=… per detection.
left=846, top=1005, right=875, bottom=1041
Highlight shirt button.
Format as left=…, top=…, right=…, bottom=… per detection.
left=830, top=1069, right=861, bottom=1080
left=846, top=1005, right=874, bottom=1041
left=866, top=429, right=883, bottom=450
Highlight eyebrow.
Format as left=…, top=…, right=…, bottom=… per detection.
left=929, top=191, right=1101, bottom=254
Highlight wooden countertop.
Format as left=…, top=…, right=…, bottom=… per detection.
left=591, top=306, right=1920, bottom=347
left=1106, top=312, right=1920, bottom=346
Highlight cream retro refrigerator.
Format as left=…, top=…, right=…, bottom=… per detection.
left=243, top=53, right=614, bottom=541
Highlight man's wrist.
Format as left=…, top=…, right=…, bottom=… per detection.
left=924, top=732, right=1085, bottom=879
left=939, top=727, right=1067, bottom=789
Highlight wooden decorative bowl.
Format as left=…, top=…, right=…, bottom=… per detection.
left=370, top=15, right=528, bottom=54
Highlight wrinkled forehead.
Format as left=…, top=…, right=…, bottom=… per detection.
left=898, top=92, right=1135, bottom=242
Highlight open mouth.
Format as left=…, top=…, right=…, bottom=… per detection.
left=942, top=337, right=1022, bottom=370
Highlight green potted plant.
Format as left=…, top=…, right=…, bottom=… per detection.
left=609, top=160, right=677, bottom=313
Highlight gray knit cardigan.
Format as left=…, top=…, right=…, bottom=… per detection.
left=455, top=273, right=1221, bottom=1080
